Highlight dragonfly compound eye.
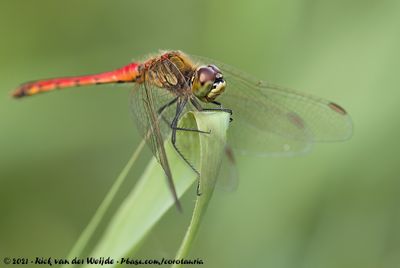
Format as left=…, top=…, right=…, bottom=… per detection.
left=198, top=66, right=215, bottom=85
left=192, top=65, right=226, bottom=102
left=208, top=64, right=221, bottom=73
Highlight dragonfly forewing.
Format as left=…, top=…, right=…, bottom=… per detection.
left=191, top=55, right=353, bottom=156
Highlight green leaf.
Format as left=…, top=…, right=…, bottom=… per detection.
left=173, top=111, right=230, bottom=267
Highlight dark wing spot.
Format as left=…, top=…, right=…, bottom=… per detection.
left=287, top=112, right=305, bottom=129
left=224, top=146, right=236, bottom=164
left=328, top=102, right=347, bottom=115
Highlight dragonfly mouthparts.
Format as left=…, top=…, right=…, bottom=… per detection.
left=213, top=75, right=224, bottom=85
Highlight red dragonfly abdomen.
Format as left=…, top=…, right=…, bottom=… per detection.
left=12, top=62, right=142, bottom=98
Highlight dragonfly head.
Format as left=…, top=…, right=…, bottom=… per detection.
left=192, top=64, right=226, bottom=102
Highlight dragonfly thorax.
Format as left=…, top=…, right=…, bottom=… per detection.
left=191, top=65, right=226, bottom=103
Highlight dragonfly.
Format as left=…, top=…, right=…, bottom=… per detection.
left=12, top=50, right=353, bottom=210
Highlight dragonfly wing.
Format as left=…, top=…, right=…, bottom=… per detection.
left=129, top=57, right=200, bottom=209
left=130, top=83, right=176, bottom=146
left=220, top=83, right=314, bottom=156
left=130, top=82, right=182, bottom=211
left=191, top=55, right=353, bottom=156
left=216, top=145, right=240, bottom=192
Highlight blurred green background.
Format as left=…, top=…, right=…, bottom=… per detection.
left=1, top=1, right=400, bottom=267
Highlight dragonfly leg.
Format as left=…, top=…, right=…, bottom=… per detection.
left=191, top=98, right=233, bottom=122
left=164, top=116, right=211, bottom=134
left=197, top=180, right=202, bottom=196
left=157, top=97, right=178, bottom=115
left=203, top=106, right=233, bottom=114
left=191, top=98, right=232, bottom=114
left=157, top=97, right=181, bottom=127
left=158, top=98, right=211, bottom=134
left=174, top=126, right=210, bottom=134
left=211, top=100, right=222, bottom=107
left=210, top=101, right=233, bottom=122
left=171, top=99, right=200, bottom=177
